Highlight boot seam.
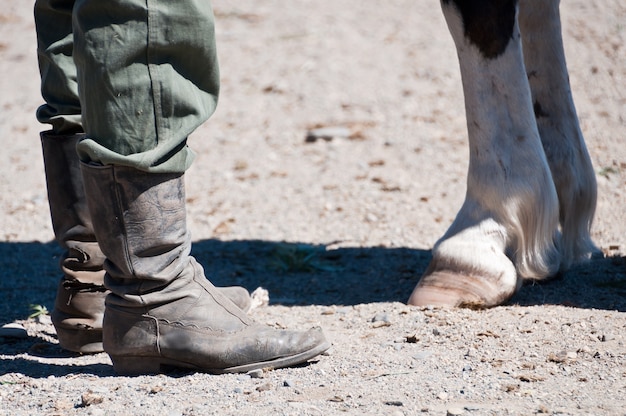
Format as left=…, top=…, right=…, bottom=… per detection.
left=151, top=317, right=249, bottom=334
left=110, top=166, right=145, bottom=303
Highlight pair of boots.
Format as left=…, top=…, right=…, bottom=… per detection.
left=42, top=131, right=329, bottom=374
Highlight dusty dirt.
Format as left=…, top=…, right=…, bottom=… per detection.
left=1, top=0, right=625, bottom=415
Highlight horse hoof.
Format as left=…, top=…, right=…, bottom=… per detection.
left=407, top=266, right=518, bottom=309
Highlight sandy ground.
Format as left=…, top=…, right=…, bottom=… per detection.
left=0, top=0, right=625, bottom=415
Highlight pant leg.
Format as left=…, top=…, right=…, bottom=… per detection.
left=35, top=0, right=83, bottom=134
left=73, top=0, right=220, bottom=173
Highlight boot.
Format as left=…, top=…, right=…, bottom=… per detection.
left=42, top=131, right=108, bottom=353
left=42, top=132, right=252, bottom=354
left=81, top=163, right=330, bottom=375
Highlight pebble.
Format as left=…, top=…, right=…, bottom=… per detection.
left=36, top=315, right=52, bottom=325
left=447, top=407, right=465, bottom=415
left=79, top=391, right=103, bottom=407
left=305, top=126, right=351, bottom=142
left=0, top=323, right=28, bottom=339
left=365, top=213, right=379, bottom=223
left=283, top=379, right=294, bottom=387
left=256, top=383, right=272, bottom=392
left=600, top=333, right=615, bottom=342
left=412, top=351, right=433, bottom=360
left=250, top=287, right=270, bottom=310
left=372, top=313, right=390, bottom=323
left=247, top=369, right=265, bottom=379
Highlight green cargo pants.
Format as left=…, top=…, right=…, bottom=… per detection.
left=35, top=0, right=220, bottom=173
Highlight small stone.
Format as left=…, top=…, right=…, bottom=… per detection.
left=79, top=390, right=103, bottom=407
left=438, top=392, right=449, bottom=400
left=599, top=333, right=615, bottom=342
left=384, top=400, right=403, bottom=406
left=548, top=351, right=567, bottom=363
left=250, top=287, right=270, bottom=310
left=366, top=213, right=379, bottom=223
left=0, top=323, right=28, bottom=339
left=372, top=313, right=390, bottom=323
left=537, top=404, right=550, bottom=413
left=53, top=399, right=73, bottom=411
left=413, top=351, right=433, bottom=360
left=247, top=369, right=265, bottom=379
left=148, top=385, right=164, bottom=394
left=283, top=379, right=294, bottom=387
left=256, top=383, right=272, bottom=392
left=371, top=313, right=392, bottom=328
left=305, top=126, right=351, bottom=142
left=36, top=314, right=52, bottom=325
left=447, top=407, right=465, bottom=415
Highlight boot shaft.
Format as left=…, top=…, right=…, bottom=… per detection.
left=41, top=131, right=106, bottom=272
left=80, top=163, right=191, bottom=296
left=41, top=131, right=93, bottom=247
left=41, top=131, right=107, bottom=353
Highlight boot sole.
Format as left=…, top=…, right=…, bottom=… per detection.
left=110, top=340, right=331, bottom=375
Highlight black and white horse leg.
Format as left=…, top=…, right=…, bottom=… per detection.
left=408, top=0, right=560, bottom=307
left=519, top=0, right=598, bottom=271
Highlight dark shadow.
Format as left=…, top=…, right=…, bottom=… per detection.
left=0, top=241, right=60, bottom=324
left=192, top=238, right=626, bottom=311
left=511, top=254, right=626, bottom=311
left=1, top=240, right=625, bottom=322
left=0, top=356, right=114, bottom=378
left=190, top=239, right=429, bottom=306
left=0, top=240, right=624, bottom=377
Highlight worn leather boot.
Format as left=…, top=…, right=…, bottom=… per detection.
left=81, top=163, right=330, bottom=375
left=42, top=132, right=251, bottom=354
left=42, top=131, right=108, bottom=353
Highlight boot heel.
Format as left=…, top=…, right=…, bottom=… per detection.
left=110, top=356, right=163, bottom=375
left=55, top=327, right=103, bottom=354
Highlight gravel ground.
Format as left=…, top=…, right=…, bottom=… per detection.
left=1, top=0, right=625, bottom=415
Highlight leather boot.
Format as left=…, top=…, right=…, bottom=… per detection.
left=81, top=163, right=330, bottom=375
left=42, top=132, right=251, bottom=354
left=42, top=131, right=108, bottom=353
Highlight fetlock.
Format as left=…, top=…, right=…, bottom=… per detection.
left=81, top=163, right=329, bottom=375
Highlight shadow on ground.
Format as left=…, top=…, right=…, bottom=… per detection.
left=1, top=239, right=624, bottom=325
left=1, top=240, right=624, bottom=377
